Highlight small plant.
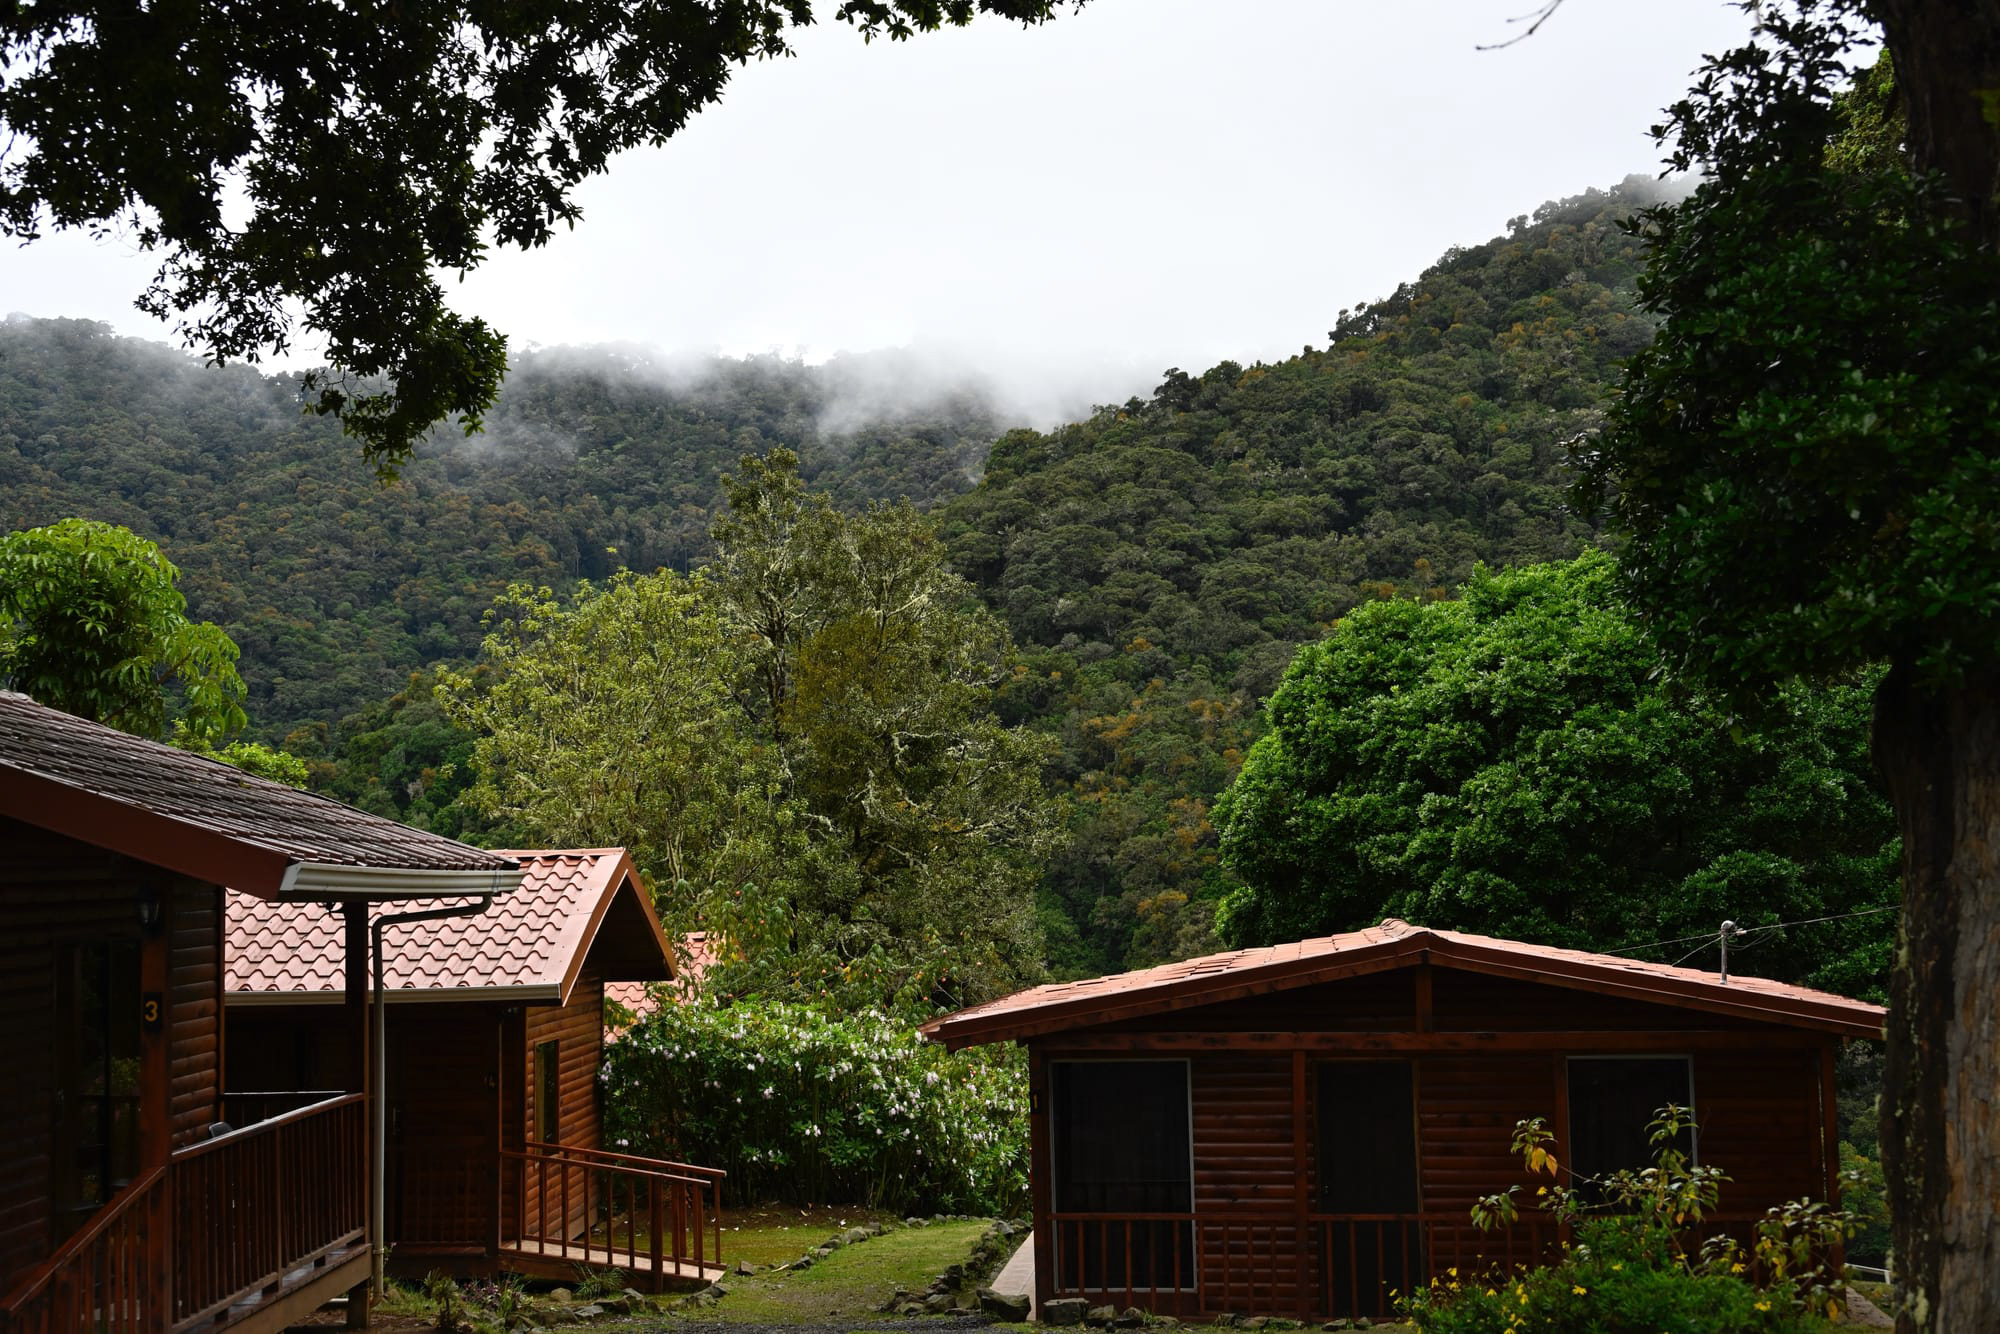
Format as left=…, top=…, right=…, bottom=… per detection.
left=423, top=1271, right=464, bottom=1334
left=1401, top=1106, right=1853, bottom=1332
left=571, top=1265, right=629, bottom=1301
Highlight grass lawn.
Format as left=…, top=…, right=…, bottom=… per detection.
left=691, top=1219, right=992, bottom=1324
left=716, top=1204, right=904, bottom=1270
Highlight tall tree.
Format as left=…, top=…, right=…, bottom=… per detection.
left=0, top=1, right=1078, bottom=473
left=1577, top=4, right=2000, bottom=1326
left=0, top=518, right=246, bottom=740
left=1213, top=555, right=1898, bottom=997
left=711, top=449, right=1060, bottom=1007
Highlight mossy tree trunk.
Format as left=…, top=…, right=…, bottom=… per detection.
left=1874, top=668, right=2000, bottom=1333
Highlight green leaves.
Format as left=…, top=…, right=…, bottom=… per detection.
left=1213, top=556, right=1898, bottom=995
left=1586, top=28, right=2000, bottom=693
left=0, top=518, right=247, bottom=741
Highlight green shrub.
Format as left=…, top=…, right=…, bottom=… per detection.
left=1402, top=1109, right=1849, bottom=1333
left=603, top=998, right=1026, bottom=1215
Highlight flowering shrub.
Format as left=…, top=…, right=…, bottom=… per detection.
left=602, top=998, right=1026, bottom=1215
left=1401, top=1108, right=1849, bottom=1333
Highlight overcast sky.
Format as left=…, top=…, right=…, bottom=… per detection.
left=0, top=0, right=1758, bottom=422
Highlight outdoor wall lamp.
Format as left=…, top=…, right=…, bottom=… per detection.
left=136, top=886, right=164, bottom=936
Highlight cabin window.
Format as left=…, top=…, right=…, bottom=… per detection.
left=534, top=1039, right=560, bottom=1144
left=1566, top=1056, right=1695, bottom=1201
left=1315, top=1061, right=1422, bottom=1315
left=54, top=942, right=142, bottom=1236
left=1050, top=1060, right=1194, bottom=1292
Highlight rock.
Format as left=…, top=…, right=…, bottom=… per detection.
left=1115, top=1308, right=1146, bottom=1328
left=900, top=1303, right=928, bottom=1317
left=571, top=1305, right=603, bottom=1321
left=824, top=1236, right=847, bottom=1250
left=1238, top=1319, right=1270, bottom=1331
left=812, top=1246, right=834, bottom=1259
left=979, top=1289, right=1032, bottom=1321
left=735, top=1260, right=759, bottom=1276
left=1043, top=1298, right=1090, bottom=1326
left=906, top=1217, right=926, bottom=1227
left=548, top=1289, right=573, bottom=1304
left=620, top=1289, right=645, bottom=1302
left=1087, top=1305, right=1118, bottom=1326
left=707, top=1283, right=729, bottom=1298
left=791, top=1255, right=814, bottom=1271
left=842, top=1228, right=871, bottom=1246
left=944, top=1264, right=966, bottom=1280
left=593, top=1298, right=630, bottom=1317
left=863, top=1222, right=884, bottom=1237
left=924, top=1293, right=958, bottom=1314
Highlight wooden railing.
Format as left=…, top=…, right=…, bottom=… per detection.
left=1049, top=1209, right=1566, bottom=1321
left=171, top=1092, right=367, bottom=1328
left=218, top=1089, right=346, bottom=1128
left=0, top=1165, right=168, bottom=1334
left=503, top=1142, right=724, bottom=1290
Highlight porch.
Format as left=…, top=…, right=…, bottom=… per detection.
left=497, top=1141, right=727, bottom=1290
left=0, top=1093, right=368, bottom=1334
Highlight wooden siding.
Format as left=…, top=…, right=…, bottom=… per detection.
left=1432, top=971, right=1766, bottom=1032
left=169, top=880, right=223, bottom=1147
left=0, top=820, right=150, bottom=1289
left=521, top=973, right=604, bottom=1240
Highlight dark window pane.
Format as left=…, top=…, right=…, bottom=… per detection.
left=1051, top=1061, right=1194, bottom=1292
left=1567, top=1057, right=1693, bottom=1203
left=1316, top=1062, right=1419, bottom=1213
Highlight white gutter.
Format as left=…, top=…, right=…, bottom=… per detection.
left=277, top=862, right=520, bottom=900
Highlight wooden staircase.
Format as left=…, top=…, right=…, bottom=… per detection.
left=498, top=1143, right=725, bottom=1291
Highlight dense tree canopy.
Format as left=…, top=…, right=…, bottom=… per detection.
left=0, top=1, right=1077, bottom=471
left=438, top=452, right=1055, bottom=1011
left=0, top=517, right=245, bottom=740
left=1214, top=555, right=1898, bottom=998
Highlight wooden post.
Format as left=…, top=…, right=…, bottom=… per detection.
left=1028, top=1045, right=1054, bottom=1314
left=1821, top=1041, right=1846, bottom=1278
left=343, top=904, right=372, bottom=1328
left=1291, top=1050, right=1311, bottom=1321
left=1550, top=1053, right=1571, bottom=1253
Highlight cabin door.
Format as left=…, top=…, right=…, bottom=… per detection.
left=386, top=1011, right=499, bottom=1251
left=1314, top=1061, right=1421, bottom=1320
left=50, top=942, right=142, bottom=1243
left=1049, top=1060, right=1196, bottom=1301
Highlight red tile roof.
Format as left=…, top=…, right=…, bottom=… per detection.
left=605, top=931, right=714, bottom=1031
left=922, top=918, right=1887, bottom=1048
left=226, top=848, right=673, bottom=1004
left=0, top=690, right=517, bottom=898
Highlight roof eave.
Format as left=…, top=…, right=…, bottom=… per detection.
left=225, top=982, right=563, bottom=1006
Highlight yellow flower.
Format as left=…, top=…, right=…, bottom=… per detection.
left=1448, top=1267, right=1458, bottom=1277
left=1572, top=1285, right=1588, bottom=1295
left=1611, top=1263, right=1623, bottom=1271
left=1730, top=1262, right=1746, bottom=1274
left=1754, top=1300, right=1771, bottom=1312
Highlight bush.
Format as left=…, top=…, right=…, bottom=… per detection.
left=1401, top=1108, right=1849, bottom=1333
left=603, top=997, right=1026, bottom=1215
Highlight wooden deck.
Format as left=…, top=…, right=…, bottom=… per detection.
left=497, top=1240, right=724, bottom=1289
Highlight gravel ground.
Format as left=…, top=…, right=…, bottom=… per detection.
left=635, top=1318, right=997, bottom=1334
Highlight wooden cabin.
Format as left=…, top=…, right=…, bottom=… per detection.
left=0, top=690, right=522, bottom=1334
left=923, top=918, right=1885, bottom=1323
left=223, top=849, right=724, bottom=1290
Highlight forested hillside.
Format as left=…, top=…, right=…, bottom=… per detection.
left=0, top=327, right=1005, bottom=727
left=2, top=178, right=1665, bottom=977
left=949, top=181, right=1665, bottom=972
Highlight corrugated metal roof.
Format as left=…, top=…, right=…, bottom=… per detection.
left=923, top=918, right=1887, bottom=1046
left=226, top=848, right=668, bottom=1002
left=0, top=690, right=515, bottom=894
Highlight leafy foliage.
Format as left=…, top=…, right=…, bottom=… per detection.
left=0, top=1, right=1078, bottom=469
left=0, top=517, right=246, bottom=740
left=1405, top=1108, right=1849, bottom=1333
left=438, top=454, right=1055, bottom=1010
left=943, top=181, right=1672, bottom=972
left=1214, top=555, right=1897, bottom=996
left=1579, top=15, right=2000, bottom=692
left=603, top=998, right=1026, bottom=1215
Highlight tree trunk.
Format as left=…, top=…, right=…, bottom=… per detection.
left=1873, top=666, right=2000, bottom=1333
